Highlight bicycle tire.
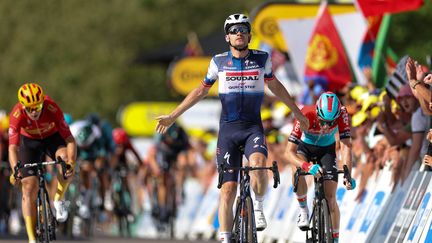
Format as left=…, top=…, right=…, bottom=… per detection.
left=40, top=188, right=50, bottom=243
left=245, top=196, right=257, bottom=243
left=44, top=190, right=56, bottom=241
left=231, top=196, right=241, bottom=242
left=321, top=199, right=333, bottom=243
left=36, top=196, right=44, bottom=243
left=310, top=203, right=319, bottom=243
left=168, top=180, right=176, bottom=239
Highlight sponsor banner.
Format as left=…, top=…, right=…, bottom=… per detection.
left=251, top=3, right=358, bottom=52
left=354, top=168, right=393, bottom=241
left=119, top=102, right=178, bottom=137
left=178, top=100, right=221, bottom=132
left=396, top=172, right=431, bottom=241
left=188, top=174, right=220, bottom=240
left=405, top=181, right=432, bottom=243
left=262, top=168, right=296, bottom=240
left=169, top=56, right=217, bottom=96
left=175, top=178, right=204, bottom=239
left=119, top=100, right=221, bottom=137
left=335, top=172, right=358, bottom=243
left=366, top=170, right=416, bottom=242
left=420, top=197, right=432, bottom=242
left=385, top=172, right=425, bottom=242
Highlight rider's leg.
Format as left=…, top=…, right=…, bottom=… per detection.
left=249, top=152, right=268, bottom=230
left=324, top=180, right=339, bottom=242
left=21, top=176, right=38, bottom=243
left=291, top=154, right=310, bottom=230
left=54, top=149, right=73, bottom=201
left=175, top=151, right=189, bottom=203
left=218, top=181, right=237, bottom=243
left=53, top=149, right=73, bottom=222
left=249, top=152, right=268, bottom=196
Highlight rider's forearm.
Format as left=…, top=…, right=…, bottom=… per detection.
left=65, top=136, right=77, bottom=163
left=170, top=85, right=209, bottom=119
left=267, top=78, right=303, bottom=118
left=284, top=142, right=305, bottom=168
left=340, top=138, right=353, bottom=172
left=8, top=144, right=19, bottom=171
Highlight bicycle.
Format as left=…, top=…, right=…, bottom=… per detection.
left=217, top=161, right=280, bottom=243
left=150, top=167, right=177, bottom=239
left=0, top=161, right=12, bottom=234
left=111, top=165, right=134, bottom=237
left=293, top=164, right=352, bottom=243
left=14, top=156, right=69, bottom=243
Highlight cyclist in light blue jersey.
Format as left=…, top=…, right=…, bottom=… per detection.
left=156, top=13, right=309, bottom=243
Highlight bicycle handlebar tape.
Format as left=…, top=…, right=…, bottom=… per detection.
left=56, top=156, right=68, bottom=180
left=343, top=165, right=352, bottom=182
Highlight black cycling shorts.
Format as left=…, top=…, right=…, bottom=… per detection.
left=297, top=142, right=338, bottom=182
left=18, top=132, right=66, bottom=178
left=216, top=121, right=268, bottom=183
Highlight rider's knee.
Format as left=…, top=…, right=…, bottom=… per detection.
left=21, top=180, right=38, bottom=202
left=220, top=182, right=237, bottom=203
left=326, top=196, right=338, bottom=212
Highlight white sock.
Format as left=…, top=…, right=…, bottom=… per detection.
left=255, top=195, right=264, bottom=202
left=219, top=231, right=232, bottom=243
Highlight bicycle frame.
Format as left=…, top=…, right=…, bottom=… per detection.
left=217, top=161, right=280, bottom=243
left=15, top=157, right=68, bottom=243
left=294, top=165, right=351, bottom=243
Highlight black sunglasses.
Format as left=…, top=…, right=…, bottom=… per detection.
left=318, top=119, right=336, bottom=127
left=228, top=26, right=249, bottom=35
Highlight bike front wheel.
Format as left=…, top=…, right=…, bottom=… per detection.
left=37, top=188, right=51, bottom=243
left=319, top=199, right=333, bottom=243
left=232, top=196, right=257, bottom=243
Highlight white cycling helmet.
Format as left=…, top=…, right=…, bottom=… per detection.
left=224, top=13, right=251, bottom=34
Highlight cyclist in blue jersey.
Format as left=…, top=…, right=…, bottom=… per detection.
left=285, top=92, right=356, bottom=243
left=156, top=13, right=309, bottom=243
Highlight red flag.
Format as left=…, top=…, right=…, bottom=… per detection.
left=183, top=32, right=203, bottom=57
left=357, top=0, right=423, bottom=17
left=304, top=2, right=353, bottom=92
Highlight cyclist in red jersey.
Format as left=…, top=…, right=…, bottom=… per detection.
left=285, top=92, right=355, bottom=243
left=8, top=83, right=77, bottom=243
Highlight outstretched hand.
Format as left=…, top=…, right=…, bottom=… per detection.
left=155, top=115, right=175, bottom=134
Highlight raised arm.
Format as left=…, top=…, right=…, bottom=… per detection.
left=156, top=85, right=209, bottom=134
left=267, top=78, right=309, bottom=131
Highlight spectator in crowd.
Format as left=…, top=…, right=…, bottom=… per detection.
left=406, top=57, right=432, bottom=170
left=400, top=84, right=429, bottom=177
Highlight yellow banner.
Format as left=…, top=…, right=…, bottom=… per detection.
left=170, top=56, right=218, bottom=96
left=119, top=102, right=178, bottom=137
left=251, top=3, right=357, bottom=52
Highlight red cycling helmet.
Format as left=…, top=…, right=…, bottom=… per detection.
left=112, top=127, right=129, bottom=145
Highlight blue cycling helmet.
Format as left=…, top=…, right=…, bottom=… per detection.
left=316, top=92, right=341, bottom=121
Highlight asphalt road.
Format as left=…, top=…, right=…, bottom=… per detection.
left=0, top=235, right=218, bottom=243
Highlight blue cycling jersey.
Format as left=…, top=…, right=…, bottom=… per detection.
left=203, top=50, right=274, bottom=123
